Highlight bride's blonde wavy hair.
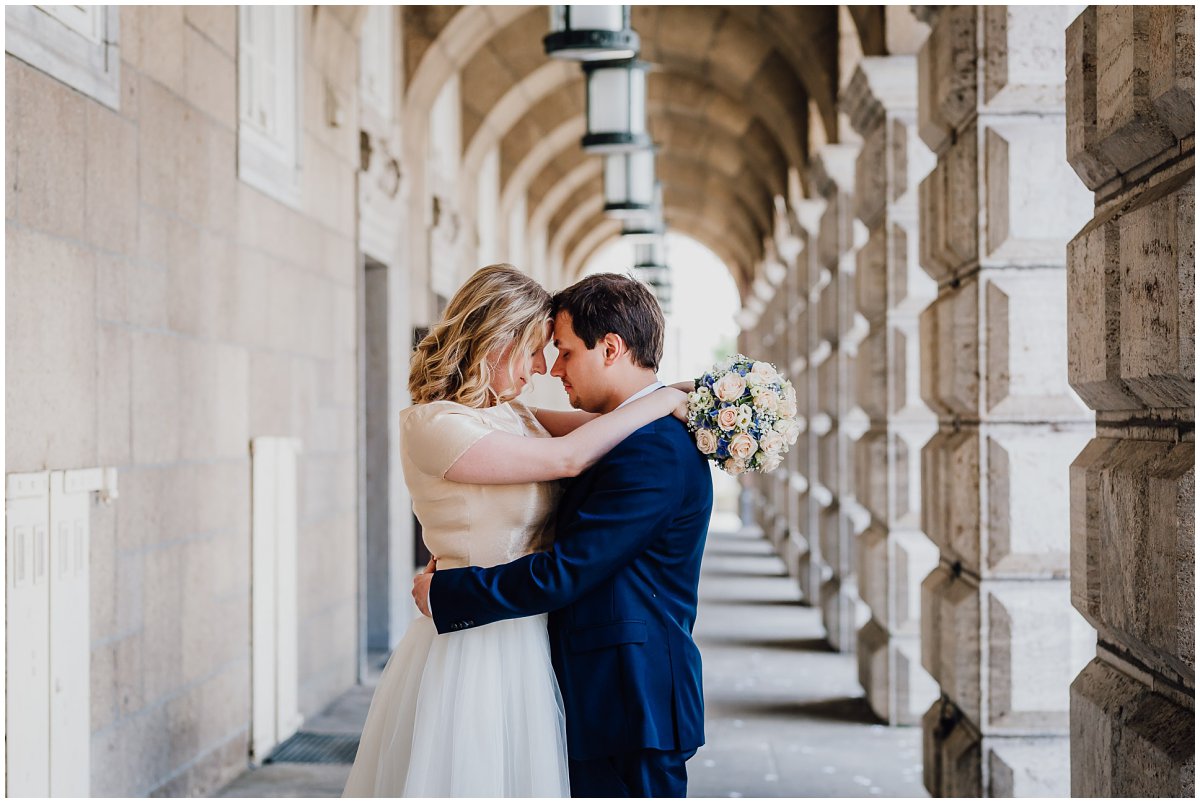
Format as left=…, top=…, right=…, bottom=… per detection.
left=409, top=264, right=552, bottom=408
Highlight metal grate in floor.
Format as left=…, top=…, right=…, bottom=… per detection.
left=265, top=731, right=361, bottom=765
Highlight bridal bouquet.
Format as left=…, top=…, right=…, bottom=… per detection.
left=685, top=355, right=800, bottom=476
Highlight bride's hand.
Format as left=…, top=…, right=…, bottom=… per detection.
left=657, top=386, right=689, bottom=423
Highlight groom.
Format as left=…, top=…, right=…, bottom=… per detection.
left=413, top=273, right=713, bottom=797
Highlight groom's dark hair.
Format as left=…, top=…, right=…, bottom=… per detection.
left=552, top=273, right=665, bottom=371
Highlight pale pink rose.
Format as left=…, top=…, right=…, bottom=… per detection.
left=716, top=406, right=739, bottom=431
left=779, top=397, right=798, bottom=418
left=695, top=429, right=718, bottom=455
left=724, top=458, right=747, bottom=476
left=753, top=389, right=780, bottom=414
left=760, top=453, right=784, bottom=473
left=728, top=432, right=758, bottom=461
left=713, top=372, right=747, bottom=402
left=760, top=430, right=786, bottom=455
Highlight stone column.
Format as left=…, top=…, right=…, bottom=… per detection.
left=792, top=199, right=829, bottom=605
left=842, top=57, right=940, bottom=726
left=916, top=7, right=1097, bottom=795
left=809, top=145, right=870, bottom=652
left=1065, top=6, right=1195, bottom=797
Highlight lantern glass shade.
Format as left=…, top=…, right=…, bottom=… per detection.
left=632, top=240, right=671, bottom=312
left=604, top=150, right=655, bottom=217
left=583, top=59, right=651, bottom=153
left=545, top=6, right=638, bottom=62
left=621, top=180, right=663, bottom=239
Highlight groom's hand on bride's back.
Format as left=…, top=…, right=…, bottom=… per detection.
left=412, top=557, right=436, bottom=617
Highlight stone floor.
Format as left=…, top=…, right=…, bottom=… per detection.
left=215, top=514, right=926, bottom=798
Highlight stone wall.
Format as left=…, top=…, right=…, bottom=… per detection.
left=6, top=6, right=363, bottom=795
left=915, top=6, right=1097, bottom=796
left=1064, top=5, right=1195, bottom=796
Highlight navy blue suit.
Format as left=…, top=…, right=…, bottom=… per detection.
left=429, top=414, right=713, bottom=797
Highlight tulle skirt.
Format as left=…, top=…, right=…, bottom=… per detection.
left=342, top=614, right=570, bottom=798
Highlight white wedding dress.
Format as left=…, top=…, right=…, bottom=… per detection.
left=342, top=400, right=570, bottom=798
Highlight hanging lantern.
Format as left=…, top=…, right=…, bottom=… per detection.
left=621, top=181, right=664, bottom=241
left=544, top=6, right=639, bottom=61
left=582, top=58, right=651, bottom=153
left=633, top=237, right=671, bottom=312
left=603, top=149, right=655, bottom=218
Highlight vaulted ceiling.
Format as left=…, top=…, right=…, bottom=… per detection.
left=402, top=5, right=846, bottom=296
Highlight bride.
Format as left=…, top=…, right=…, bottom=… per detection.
left=342, top=264, right=686, bottom=797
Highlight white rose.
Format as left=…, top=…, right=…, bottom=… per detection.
left=735, top=404, right=754, bottom=429
left=713, top=372, right=747, bottom=402
left=753, top=389, right=780, bottom=414
left=694, top=429, right=718, bottom=455
left=728, top=432, right=758, bottom=461
left=760, top=430, right=786, bottom=455
left=779, top=397, right=798, bottom=418
left=723, top=457, right=747, bottom=476
left=774, top=417, right=801, bottom=445
left=751, top=361, right=781, bottom=384
left=760, top=453, right=784, bottom=473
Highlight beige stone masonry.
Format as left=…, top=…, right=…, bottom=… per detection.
left=843, top=55, right=938, bottom=725
left=1065, top=7, right=1194, bottom=796
left=916, top=6, right=1097, bottom=795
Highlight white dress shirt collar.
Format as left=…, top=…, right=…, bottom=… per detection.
left=615, top=380, right=665, bottom=410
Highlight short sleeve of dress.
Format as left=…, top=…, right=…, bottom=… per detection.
left=401, top=402, right=495, bottom=478
left=508, top=399, right=551, bottom=438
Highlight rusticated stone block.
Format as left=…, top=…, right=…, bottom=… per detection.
left=1095, top=6, right=1179, bottom=172
left=821, top=575, right=868, bottom=654
left=858, top=621, right=938, bottom=725
left=1118, top=175, right=1195, bottom=409
left=856, top=226, right=888, bottom=324
left=1067, top=216, right=1145, bottom=409
left=1148, top=5, right=1195, bottom=140
left=859, top=523, right=939, bottom=633
left=917, top=6, right=976, bottom=154
left=857, top=425, right=930, bottom=530
left=918, top=161, right=954, bottom=283
left=922, top=698, right=983, bottom=796
left=922, top=272, right=1092, bottom=422
left=923, top=424, right=1091, bottom=576
left=917, top=124, right=978, bottom=280
left=987, top=736, right=1072, bottom=796
left=855, top=121, right=889, bottom=231
left=920, top=284, right=979, bottom=418
left=923, top=572, right=1093, bottom=732
left=978, top=6, right=1077, bottom=112
left=981, top=118, right=1092, bottom=265
left=857, top=326, right=888, bottom=420
left=1069, top=437, right=1194, bottom=678
left=982, top=270, right=1091, bottom=420
left=1067, top=7, right=1121, bottom=190
left=924, top=697, right=1074, bottom=796
left=1071, top=658, right=1195, bottom=796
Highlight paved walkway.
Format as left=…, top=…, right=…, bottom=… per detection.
left=215, top=516, right=925, bottom=798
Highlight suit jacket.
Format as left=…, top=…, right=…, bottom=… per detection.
left=429, top=414, right=714, bottom=760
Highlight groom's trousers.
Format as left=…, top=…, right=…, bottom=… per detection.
left=569, top=748, right=696, bottom=798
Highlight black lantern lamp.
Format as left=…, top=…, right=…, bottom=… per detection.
left=633, top=238, right=671, bottom=313
left=603, top=148, right=655, bottom=218
left=582, top=58, right=651, bottom=153
left=545, top=6, right=639, bottom=61
left=620, top=181, right=664, bottom=241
